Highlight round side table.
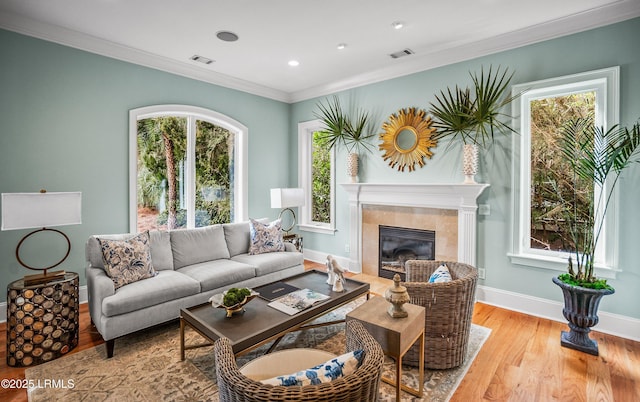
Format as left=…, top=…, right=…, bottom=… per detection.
left=6, top=272, right=79, bottom=367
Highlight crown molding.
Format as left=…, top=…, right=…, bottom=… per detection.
left=289, top=1, right=640, bottom=102
left=2, top=1, right=639, bottom=105
left=0, top=12, right=292, bottom=103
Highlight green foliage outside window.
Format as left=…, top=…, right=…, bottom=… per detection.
left=529, top=92, right=595, bottom=252
left=136, top=116, right=232, bottom=230
left=311, top=131, right=331, bottom=223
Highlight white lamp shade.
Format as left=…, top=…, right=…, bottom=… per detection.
left=270, top=188, right=304, bottom=209
left=1, top=192, right=82, bottom=231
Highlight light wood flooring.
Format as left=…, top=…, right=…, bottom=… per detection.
left=1, top=261, right=638, bottom=402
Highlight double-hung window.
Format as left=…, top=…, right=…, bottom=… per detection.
left=510, top=67, right=619, bottom=278
left=297, top=120, right=336, bottom=234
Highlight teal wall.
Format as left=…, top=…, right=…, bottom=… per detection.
left=290, top=17, right=640, bottom=319
left=2, top=18, right=639, bottom=320
left=0, top=29, right=290, bottom=298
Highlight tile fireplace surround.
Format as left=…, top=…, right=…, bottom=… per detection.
left=341, top=183, right=489, bottom=273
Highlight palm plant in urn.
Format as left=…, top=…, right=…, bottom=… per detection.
left=551, top=116, right=640, bottom=355
left=429, top=66, right=518, bottom=183
left=314, top=96, right=376, bottom=183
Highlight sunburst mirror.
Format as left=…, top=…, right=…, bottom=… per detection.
left=379, top=108, right=437, bottom=171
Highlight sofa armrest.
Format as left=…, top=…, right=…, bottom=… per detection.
left=284, top=242, right=297, bottom=252
left=86, top=266, right=115, bottom=331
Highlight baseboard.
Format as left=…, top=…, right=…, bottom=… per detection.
left=1, top=285, right=88, bottom=323
left=305, top=247, right=639, bottom=342
left=303, top=248, right=354, bottom=273
left=476, top=284, right=640, bottom=342
left=2, top=271, right=637, bottom=343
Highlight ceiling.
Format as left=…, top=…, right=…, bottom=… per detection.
left=1, top=0, right=639, bottom=103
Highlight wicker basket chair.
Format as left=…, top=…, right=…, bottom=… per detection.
left=213, top=320, right=385, bottom=402
left=402, top=260, right=478, bottom=369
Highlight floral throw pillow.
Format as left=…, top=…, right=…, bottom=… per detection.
left=249, top=218, right=285, bottom=255
left=98, top=231, right=157, bottom=289
left=260, top=349, right=364, bottom=387
left=429, top=263, right=452, bottom=283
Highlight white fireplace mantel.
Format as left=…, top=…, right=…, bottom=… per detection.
left=341, top=183, right=489, bottom=272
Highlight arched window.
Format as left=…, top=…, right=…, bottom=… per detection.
left=129, top=105, right=247, bottom=232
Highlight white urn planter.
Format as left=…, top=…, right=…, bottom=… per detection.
left=462, top=144, right=479, bottom=184
left=347, top=152, right=359, bottom=183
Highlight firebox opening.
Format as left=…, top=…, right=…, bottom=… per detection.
left=379, top=225, right=435, bottom=281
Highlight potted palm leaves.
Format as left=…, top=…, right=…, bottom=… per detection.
left=429, top=66, right=518, bottom=183
left=552, top=116, right=640, bottom=355
left=314, top=96, right=376, bottom=182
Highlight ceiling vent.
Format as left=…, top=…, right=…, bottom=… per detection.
left=190, top=55, right=214, bottom=65
left=389, top=49, right=414, bottom=59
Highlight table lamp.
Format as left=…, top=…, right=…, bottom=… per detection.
left=270, top=188, right=304, bottom=235
left=1, top=190, right=82, bottom=285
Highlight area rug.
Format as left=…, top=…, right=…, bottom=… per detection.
left=26, top=302, right=490, bottom=402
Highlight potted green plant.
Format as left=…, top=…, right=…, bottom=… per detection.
left=429, top=65, right=518, bottom=183
left=314, top=96, right=376, bottom=182
left=551, top=117, right=640, bottom=355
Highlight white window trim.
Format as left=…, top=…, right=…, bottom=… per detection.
left=129, top=104, right=248, bottom=232
left=509, top=67, right=620, bottom=279
left=297, top=119, right=336, bottom=235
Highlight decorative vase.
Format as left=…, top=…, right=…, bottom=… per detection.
left=552, top=276, right=614, bottom=356
left=462, top=143, right=478, bottom=184
left=347, top=152, right=359, bottom=183
left=384, top=274, right=410, bottom=318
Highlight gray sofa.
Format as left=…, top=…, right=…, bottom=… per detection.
left=85, top=221, right=304, bottom=357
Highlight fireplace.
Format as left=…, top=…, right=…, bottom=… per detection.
left=341, top=183, right=489, bottom=273
left=378, top=225, right=435, bottom=280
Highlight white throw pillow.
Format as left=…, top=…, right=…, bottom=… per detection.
left=428, top=264, right=452, bottom=283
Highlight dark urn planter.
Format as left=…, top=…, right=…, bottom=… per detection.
left=552, top=276, right=614, bottom=356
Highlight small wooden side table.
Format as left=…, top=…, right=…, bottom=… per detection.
left=6, top=272, right=79, bottom=367
left=346, top=296, right=425, bottom=400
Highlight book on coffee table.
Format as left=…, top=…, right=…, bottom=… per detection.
left=267, top=288, right=330, bottom=315
left=255, top=281, right=300, bottom=301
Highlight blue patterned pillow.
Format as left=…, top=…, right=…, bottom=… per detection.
left=259, top=349, right=364, bottom=387
left=98, top=231, right=158, bottom=289
left=249, top=218, right=285, bottom=255
left=429, top=264, right=452, bottom=283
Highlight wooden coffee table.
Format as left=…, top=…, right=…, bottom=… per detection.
left=179, top=269, right=370, bottom=360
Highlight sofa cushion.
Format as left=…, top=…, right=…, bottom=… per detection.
left=232, top=251, right=303, bottom=276
left=97, top=232, right=158, bottom=290
left=177, top=259, right=256, bottom=292
left=87, top=231, right=173, bottom=271
left=170, top=225, right=230, bottom=269
left=102, top=270, right=200, bottom=317
left=249, top=219, right=285, bottom=255
left=223, top=219, right=267, bottom=257
left=148, top=230, right=174, bottom=271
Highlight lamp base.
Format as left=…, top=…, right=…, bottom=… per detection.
left=23, top=270, right=66, bottom=286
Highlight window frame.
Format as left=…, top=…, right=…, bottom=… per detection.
left=129, top=104, right=248, bottom=232
left=297, top=119, right=336, bottom=234
left=509, top=67, right=620, bottom=278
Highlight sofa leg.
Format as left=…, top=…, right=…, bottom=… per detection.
left=106, top=339, right=115, bottom=358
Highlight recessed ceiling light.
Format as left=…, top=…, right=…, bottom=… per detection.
left=391, top=21, right=404, bottom=30
left=216, top=30, right=239, bottom=42
left=288, top=60, right=300, bottom=67
left=337, top=43, right=347, bottom=50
